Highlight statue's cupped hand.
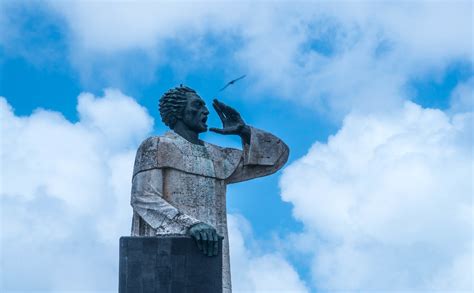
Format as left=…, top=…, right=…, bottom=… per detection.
left=210, top=99, right=250, bottom=143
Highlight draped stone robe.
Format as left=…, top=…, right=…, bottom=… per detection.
left=130, top=126, right=289, bottom=292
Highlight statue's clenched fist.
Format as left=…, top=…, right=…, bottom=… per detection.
left=188, top=222, right=222, bottom=257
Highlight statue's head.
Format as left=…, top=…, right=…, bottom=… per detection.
left=159, top=85, right=209, bottom=133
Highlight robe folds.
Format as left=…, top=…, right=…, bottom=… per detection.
left=130, top=126, right=289, bottom=292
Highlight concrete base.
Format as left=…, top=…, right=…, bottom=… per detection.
left=119, top=236, right=222, bottom=293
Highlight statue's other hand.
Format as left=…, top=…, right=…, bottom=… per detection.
left=188, top=222, right=222, bottom=257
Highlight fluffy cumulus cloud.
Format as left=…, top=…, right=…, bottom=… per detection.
left=229, top=215, right=308, bottom=292
left=0, top=90, right=153, bottom=291
left=281, top=102, right=473, bottom=291
left=449, top=77, right=474, bottom=114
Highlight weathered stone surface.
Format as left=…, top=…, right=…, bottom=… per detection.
left=119, top=236, right=222, bottom=293
left=130, top=127, right=289, bottom=292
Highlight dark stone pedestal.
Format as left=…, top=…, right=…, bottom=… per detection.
left=119, top=236, right=222, bottom=293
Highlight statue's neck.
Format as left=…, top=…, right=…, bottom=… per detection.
left=172, top=121, right=203, bottom=146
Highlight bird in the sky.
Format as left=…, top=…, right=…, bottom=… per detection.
left=219, top=75, right=246, bottom=91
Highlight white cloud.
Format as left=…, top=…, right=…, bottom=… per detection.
left=1, top=1, right=469, bottom=119
left=280, top=101, right=473, bottom=291
left=235, top=1, right=473, bottom=120
left=77, top=89, right=153, bottom=149
left=228, top=214, right=308, bottom=293
left=46, top=1, right=263, bottom=54
left=450, top=77, right=474, bottom=114
left=324, top=1, right=473, bottom=60
left=45, top=1, right=472, bottom=60
left=39, top=0, right=473, bottom=119
left=0, top=91, right=153, bottom=291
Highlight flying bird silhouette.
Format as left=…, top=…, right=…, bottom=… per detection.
left=219, top=75, right=246, bottom=91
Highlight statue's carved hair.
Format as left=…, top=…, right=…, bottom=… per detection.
left=159, top=85, right=196, bottom=128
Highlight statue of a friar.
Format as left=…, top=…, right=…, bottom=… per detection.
left=130, top=85, right=289, bottom=292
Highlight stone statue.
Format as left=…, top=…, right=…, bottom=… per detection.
left=130, top=85, right=289, bottom=292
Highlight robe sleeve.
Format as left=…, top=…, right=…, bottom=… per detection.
left=131, top=168, right=201, bottom=234
left=225, top=126, right=289, bottom=184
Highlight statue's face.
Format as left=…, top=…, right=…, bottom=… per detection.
left=181, top=93, right=209, bottom=133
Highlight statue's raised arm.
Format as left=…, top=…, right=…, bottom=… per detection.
left=209, top=99, right=289, bottom=184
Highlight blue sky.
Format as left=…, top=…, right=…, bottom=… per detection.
left=1, top=1, right=472, bottom=292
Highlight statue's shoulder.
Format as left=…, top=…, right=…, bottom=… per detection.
left=133, top=133, right=181, bottom=178
left=136, top=132, right=178, bottom=154
left=136, top=136, right=159, bottom=152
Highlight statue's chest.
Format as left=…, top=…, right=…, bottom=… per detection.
left=162, top=142, right=217, bottom=178
left=164, top=145, right=216, bottom=199
left=181, top=145, right=216, bottom=177
left=159, top=140, right=229, bottom=224
left=163, top=168, right=226, bottom=224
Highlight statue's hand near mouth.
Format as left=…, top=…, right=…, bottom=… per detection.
left=210, top=99, right=251, bottom=144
